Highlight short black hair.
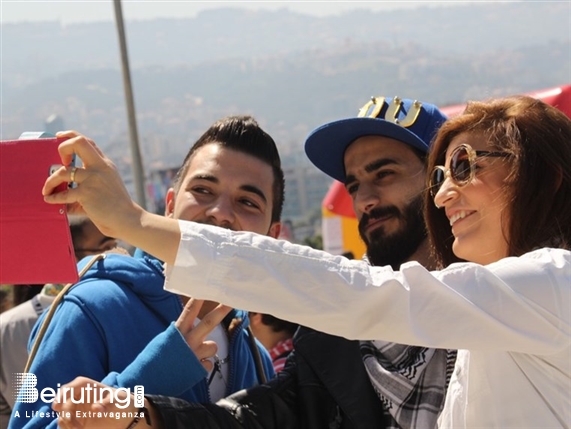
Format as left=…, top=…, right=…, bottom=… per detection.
left=173, top=115, right=285, bottom=223
left=68, top=215, right=96, bottom=248
left=261, top=314, right=299, bottom=336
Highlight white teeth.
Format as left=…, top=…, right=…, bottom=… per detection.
left=450, top=211, right=469, bottom=226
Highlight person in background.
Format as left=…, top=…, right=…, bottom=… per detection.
left=0, top=216, right=116, bottom=429
left=0, top=289, right=12, bottom=314
left=248, top=313, right=298, bottom=373
left=69, top=215, right=118, bottom=262
left=11, top=286, right=43, bottom=308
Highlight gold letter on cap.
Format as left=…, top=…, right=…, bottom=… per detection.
left=358, top=96, right=386, bottom=118
left=384, top=97, right=422, bottom=127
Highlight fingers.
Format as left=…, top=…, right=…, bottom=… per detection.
left=175, top=299, right=232, bottom=340
left=54, top=377, right=134, bottom=429
left=42, top=131, right=112, bottom=196
left=43, top=164, right=80, bottom=199
left=56, top=130, right=81, bottom=138
left=175, top=298, right=204, bottom=334
left=53, top=377, right=102, bottom=428
left=174, top=300, right=232, bottom=365
left=198, top=339, right=218, bottom=371
left=55, top=132, right=107, bottom=167
left=200, top=354, right=215, bottom=373
left=189, top=303, right=232, bottom=341
left=43, top=132, right=110, bottom=198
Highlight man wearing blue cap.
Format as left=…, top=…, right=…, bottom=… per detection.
left=305, top=96, right=445, bottom=270
left=297, top=96, right=456, bottom=428
left=51, top=96, right=456, bottom=429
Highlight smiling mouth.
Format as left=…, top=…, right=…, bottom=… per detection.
left=449, top=210, right=475, bottom=226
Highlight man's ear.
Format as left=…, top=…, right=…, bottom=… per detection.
left=249, top=312, right=262, bottom=327
left=268, top=222, right=281, bottom=239
left=165, top=188, right=176, bottom=218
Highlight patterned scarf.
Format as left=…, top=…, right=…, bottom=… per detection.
left=360, top=340, right=457, bottom=429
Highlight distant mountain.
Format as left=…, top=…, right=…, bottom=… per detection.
left=1, top=1, right=569, bottom=220
left=3, top=38, right=568, bottom=142
left=2, top=2, right=568, bottom=85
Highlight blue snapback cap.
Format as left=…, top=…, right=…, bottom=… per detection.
left=304, top=96, right=447, bottom=182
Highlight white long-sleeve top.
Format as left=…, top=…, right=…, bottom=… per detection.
left=165, top=220, right=571, bottom=428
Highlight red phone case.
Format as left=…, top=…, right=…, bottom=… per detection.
left=0, top=137, right=79, bottom=285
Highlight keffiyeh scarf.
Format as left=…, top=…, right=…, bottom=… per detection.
left=360, top=340, right=457, bottom=429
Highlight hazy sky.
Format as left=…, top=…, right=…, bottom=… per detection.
left=1, top=1, right=487, bottom=25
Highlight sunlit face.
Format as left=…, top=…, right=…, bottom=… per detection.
left=433, top=132, right=511, bottom=264
left=344, top=135, right=427, bottom=267
left=166, top=143, right=280, bottom=238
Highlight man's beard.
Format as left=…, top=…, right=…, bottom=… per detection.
left=358, top=195, right=426, bottom=270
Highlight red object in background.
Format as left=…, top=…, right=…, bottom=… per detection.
left=0, top=137, right=79, bottom=285
left=440, top=84, right=571, bottom=118
left=323, top=84, right=571, bottom=221
left=322, top=179, right=355, bottom=219
left=540, top=84, right=571, bottom=118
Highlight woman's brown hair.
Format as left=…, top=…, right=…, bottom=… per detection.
left=425, top=95, right=571, bottom=267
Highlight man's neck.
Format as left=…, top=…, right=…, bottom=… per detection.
left=405, top=239, right=436, bottom=270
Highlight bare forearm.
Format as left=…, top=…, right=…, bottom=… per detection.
left=127, top=210, right=180, bottom=266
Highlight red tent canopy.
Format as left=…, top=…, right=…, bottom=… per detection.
left=440, top=84, right=571, bottom=118
left=323, top=84, right=571, bottom=220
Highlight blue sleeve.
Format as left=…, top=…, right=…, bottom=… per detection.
left=101, top=323, right=207, bottom=397
left=10, top=299, right=109, bottom=429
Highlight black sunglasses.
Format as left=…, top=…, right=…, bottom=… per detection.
left=430, top=144, right=510, bottom=200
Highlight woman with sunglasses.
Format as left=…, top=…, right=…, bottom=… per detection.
left=421, top=96, right=570, bottom=427
left=46, top=95, right=569, bottom=428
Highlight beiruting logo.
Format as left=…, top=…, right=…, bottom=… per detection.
left=12, top=373, right=144, bottom=418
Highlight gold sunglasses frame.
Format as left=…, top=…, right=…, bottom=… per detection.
left=429, top=144, right=509, bottom=200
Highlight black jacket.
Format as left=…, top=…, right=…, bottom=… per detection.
left=148, top=327, right=387, bottom=428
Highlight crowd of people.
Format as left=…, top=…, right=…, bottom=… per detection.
left=0, top=91, right=569, bottom=429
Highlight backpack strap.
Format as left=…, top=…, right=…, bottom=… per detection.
left=24, top=253, right=107, bottom=373
left=246, top=326, right=268, bottom=384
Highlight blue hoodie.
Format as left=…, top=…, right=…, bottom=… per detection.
left=9, top=253, right=273, bottom=429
